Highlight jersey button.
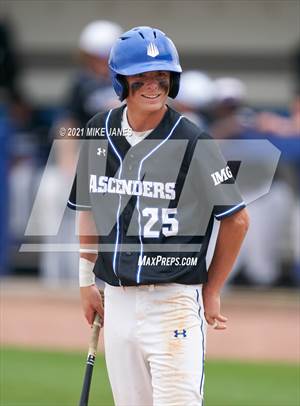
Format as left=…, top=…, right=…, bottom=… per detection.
left=126, top=251, right=132, bottom=256
left=130, top=154, right=134, bottom=159
left=128, top=165, right=133, bottom=171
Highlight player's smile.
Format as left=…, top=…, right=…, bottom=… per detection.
left=140, top=93, right=163, bottom=104
left=141, top=94, right=161, bottom=99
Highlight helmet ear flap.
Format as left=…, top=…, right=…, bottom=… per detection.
left=111, top=74, right=129, bottom=101
left=169, top=72, right=181, bottom=99
left=117, top=75, right=129, bottom=101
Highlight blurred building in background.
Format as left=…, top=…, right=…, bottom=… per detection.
left=0, top=0, right=299, bottom=288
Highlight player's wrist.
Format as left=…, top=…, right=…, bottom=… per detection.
left=79, top=257, right=96, bottom=287
left=80, top=284, right=96, bottom=290
left=79, top=248, right=98, bottom=263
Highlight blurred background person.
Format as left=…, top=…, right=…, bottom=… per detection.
left=255, top=44, right=300, bottom=139
left=173, top=70, right=216, bottom=130
left=0, top=19, right=41, bottom=276
left=0, top=19, right=15, bottom=275
left=252, top=91, right=300, bottom=285
left=210, top=77, right=255, bottom=139
left=63, top=19, right=123, bottom=130
left=255, top=93, right=300, bottom=138
left=246, top=44, right=300, bottom=286
left=38, top=20, right=122, bottom=286
left=0, top=19, right=19, bottom=103
left=208, top=76, right=298, bottom=287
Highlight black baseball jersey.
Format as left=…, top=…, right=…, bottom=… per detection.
left=65, top=69, right=116, bottom=127
left=68, top=105, right=245, bottom=286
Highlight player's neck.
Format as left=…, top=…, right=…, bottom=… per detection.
left=126, top=104, right=167, bottom=132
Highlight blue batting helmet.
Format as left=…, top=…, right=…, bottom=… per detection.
left=108, top=26, right=182, bottom=101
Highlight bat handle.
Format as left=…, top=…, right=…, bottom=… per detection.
left=88, top=313, right=102, bottom=355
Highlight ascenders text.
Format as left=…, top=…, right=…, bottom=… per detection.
left=89, top=175, right=176, bottom=200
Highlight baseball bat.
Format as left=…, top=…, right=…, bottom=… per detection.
left=79, top=312, right=102, bottom=406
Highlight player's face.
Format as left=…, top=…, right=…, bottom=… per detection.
left=126, top=71, right=170, bottom=112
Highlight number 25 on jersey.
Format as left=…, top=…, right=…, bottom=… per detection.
left=142, top=208, right=178, bottom=238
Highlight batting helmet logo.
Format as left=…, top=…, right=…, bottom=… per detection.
left=147, top=42, right=160, bottom=58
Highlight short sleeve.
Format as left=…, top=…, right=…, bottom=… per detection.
left=193, top=136, right=246, bottom=221
left=67, top=138, right=91, bottom=211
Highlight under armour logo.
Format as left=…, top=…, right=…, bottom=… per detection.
left=97, top=147, right=106, bottom=156
left=147, top=42, right=159, bottom=57
left=174, top=329, right=187, bottom=338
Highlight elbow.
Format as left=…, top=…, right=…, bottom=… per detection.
left=234, top=208, right=250, bottom=234
left=223, top=208, right=250, bottom=235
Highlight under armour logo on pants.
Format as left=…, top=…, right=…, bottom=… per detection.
left=174, top=329, right=187, bottom=338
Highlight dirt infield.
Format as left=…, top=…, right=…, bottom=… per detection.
left=1, top=279, right=299, bottom=362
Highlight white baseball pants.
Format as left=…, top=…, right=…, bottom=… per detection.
left=104, top=283, right=207, bottom=406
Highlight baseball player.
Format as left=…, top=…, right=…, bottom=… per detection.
left=68, top=20, right=123, bottom=127
left=68, top=26, right=249, bottom=406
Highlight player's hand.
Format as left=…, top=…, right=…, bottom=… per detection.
left=202, top=284, right=227, bottom=330
left=80, top=285, right=104, bottom=326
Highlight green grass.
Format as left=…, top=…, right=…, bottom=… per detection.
left=0, top=347, right=299, bottom=406
left=0, top=347, right=113, bottom=406
left=205, top=361, right=300, bottom=406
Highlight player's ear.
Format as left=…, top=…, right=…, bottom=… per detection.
left=116, top=75, right=129, bottom=101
